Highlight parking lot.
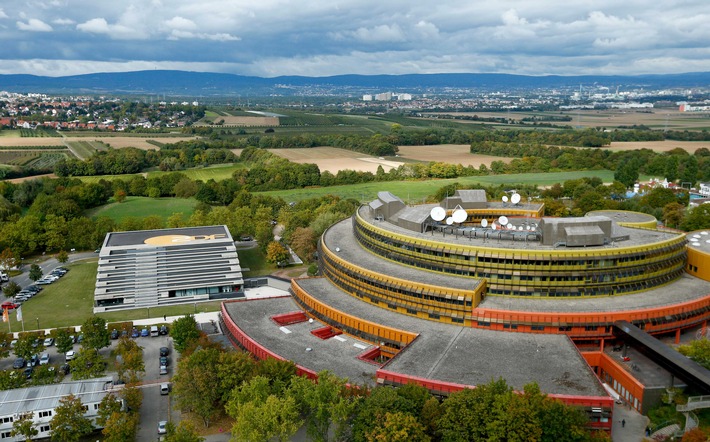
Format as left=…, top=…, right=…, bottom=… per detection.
left=1, top=326, right=175, bottom=440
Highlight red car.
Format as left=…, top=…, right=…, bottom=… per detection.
left=1, top=301, right=19, bottom=310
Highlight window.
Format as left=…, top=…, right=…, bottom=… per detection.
left=40, top=425, right=50, bottom=433
left=94, top=404, right=100, bottom=410
left=1, top=431, right=12, bottom=439
left=0, top=417, right=12, bottom=424
left=38, top=410, right=52, bottom=418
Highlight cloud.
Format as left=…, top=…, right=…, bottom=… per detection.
left=164, top=16, right=197, bottom=31
left=76, top=17, right=143, bottom=39
left=52, top=18, right=76, bottom=25
left=16, top=18, right=53, bottom=32
left=0, top=9, right=8, bottom=19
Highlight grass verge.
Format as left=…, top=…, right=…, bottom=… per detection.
left=86, top=196, right=199, bottom=223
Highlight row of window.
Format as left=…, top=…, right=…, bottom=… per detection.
left=355, top=224, right=686, bottom=297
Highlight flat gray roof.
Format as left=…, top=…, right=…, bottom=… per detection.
left=325, top=219, right=482, bottom=291
left=224, top=298, right=379, bottom=386
left=687, top=230, right=710, bottom=254
left=358, top=205, right=682, bottom=251
left=105, top=225, right=231, bottom=248
left=480, top=273, right=710, bottom=313
left=295, top=278, right=606, bottom=397
left=586, top=210, right=657, bottom=224
left=0, top=377, right=114, bottom=416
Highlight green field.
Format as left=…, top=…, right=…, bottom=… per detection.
left=0, top=130, right=22, bottom=137
left=78, top=163, right=245, bottom=184
left=86, top=196, right=199, bottom=222
left=66, top=140, right=97, bottom=158
left=257, top=170, right=626, bottom=203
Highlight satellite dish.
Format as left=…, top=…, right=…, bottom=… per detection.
left=430, top=206, right=446, bottom=222
left=498, top=216, right=509, bottom=226
left=492, top=223, right=497, bottom=230
left=481, top=219, right=488, bottom=228
left=452, top=209, right=467, bottom=223
left=502, top=196, right=509, bottom=203
left=511, top=193, right=521, bottom=204
left=446, top=217, right=454, bottom=225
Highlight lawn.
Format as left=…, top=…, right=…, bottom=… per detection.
left=86, top=196, right=199, bottom=223
left=147, top=163, right=246, bottom=182
left=5, top=261, right=98, bottom=331
left=257, top=170, right=628, bottom=203
left=236, top=246, right=279, bottom=277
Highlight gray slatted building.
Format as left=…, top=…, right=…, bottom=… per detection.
left=94, top=226, right=243, bottom=312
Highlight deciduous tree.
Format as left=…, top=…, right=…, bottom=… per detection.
left=101, top=410, right=139, bottom=442
left=172, top=347, right=222, bottom=427
left=54, top=329, right=74, bottom=354
left=265, top=241, right=290, bottom=265
left=11, top=412, right=38, bottom=442
left=28, top=264, right=43, bottom=282
left=366, top=412, right=430, bottom=442
left=170, top=314, right=201, bottom=354
left=164, top=421, right=205, bottom=442
left=49, top=394, right=93, bottom=442
left=80, top=316, right=110, bottom=351
left=3, top=281, right=21, bottom=298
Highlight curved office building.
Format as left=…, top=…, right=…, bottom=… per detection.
left=222, top=190, right=710, bottom=427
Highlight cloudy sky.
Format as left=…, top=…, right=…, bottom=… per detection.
left=1, top=0, right=709, bottom=78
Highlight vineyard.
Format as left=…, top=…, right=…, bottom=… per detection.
left=0, top=150, right=67, bottom=167
left=20, top=127, right=61, bottom=137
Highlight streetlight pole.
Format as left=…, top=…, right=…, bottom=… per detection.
left=36, top=318, right=39, bottom=331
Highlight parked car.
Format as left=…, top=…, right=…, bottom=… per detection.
left=59, top=363, right=70, bottom=375
left=23, top=366, right=33, bottom=379
left=76, top=334, right=84, bottom=344
left=28, top=354, right=39, bottom=367
left=159, top=347, right=170, bottom=357
left=65, top=350, right=75, bottom=361
left=13, top=357, right=25, bottom=369
left=1, top=301, right=19, bottom=310
left=159, top=356, right=169, bottom=366
left=159, top=325, right=168, bottom=335
left=110, top=329, right=119, bottom=339
left=35, top=279, right=53, bottom=285
left=39, top=353, right=50, bottom=365
left=131, top=328, right=140, bottom=338
left=25, top=285, right=41, bottom=293
left=158, top=420, right=167, bottom=434
left=140, top=328, right=149, bottom=337
left=43, top=337, right=54, bottom=347
left=160, top=383, right=170, bottom=395
left=159, top=365, right=168, bottom=375
left=150, top=325, right=159, bottom=337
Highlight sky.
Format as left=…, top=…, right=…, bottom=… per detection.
left=0, top=0, right=709, bottom=78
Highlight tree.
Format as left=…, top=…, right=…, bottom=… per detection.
left=113, top=189, right=127, bottom=203
left=266, top=241, right=290, bottom=265
left=121, top=385, right=143, bottom=412
left=56, top=250, right=69, bottom=264
left=101, top=411, right=139, bottom=442
left=55, top=329, right=74, bottom=354
left=678, top=338, right=710, bottom=369
left=28, top=264, right=43, bottom=282
left=114, top=335, right=145, bottom=383
left=366, top=412, right=430, bottom=442
left=170, top=314, right=201, bottom=354
left=0, top=332, right=10, bottom=359
left=0, top=248, right=18, bottom=271
left=14, top=333, right=39, bottom=360
left=288, top=371, right=357, bottom=442
left=3, top=280, right=21, bottom=298
left=230, top=392, right=301, bottom=442
left=663, top=202, right=686, bottom=228
left=68, top=348, right=105, bottom=379
left=614, top=159, right=640, bottom=188
left=164, top=421, right=205, bottom=442
left=172, top=347, right=222, bottom=427
left=11, top=412, right=38, bottom=442
left=80, top=316, right=110, bottom=351
left=290, top=227, right=317, bottom=263
left=95, top=393, right=123, bottom=428
left=50, top=394, right=94, bottom=442
left=217, top=350, right=256, bottom=404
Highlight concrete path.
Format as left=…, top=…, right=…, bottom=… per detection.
left=611, top=402, right=650, bottom=442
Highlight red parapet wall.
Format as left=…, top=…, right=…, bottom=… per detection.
left=221, top=303, right=318, bottom=380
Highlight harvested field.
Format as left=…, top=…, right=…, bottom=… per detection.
left=0, top=135, right=197, bottom=150
left=5, top=173, right=57, bottom=183
left=268, top=147, right=404, bottom=173
left=211, top=116, right=278, bottom=126
left=397, top=144, right=513, bottom=167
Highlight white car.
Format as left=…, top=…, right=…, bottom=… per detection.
left=65, top=350, right=75, bottom=361
left=39, top=353, right=50, bottom=365
left=157, top=421, right=167, bottom=434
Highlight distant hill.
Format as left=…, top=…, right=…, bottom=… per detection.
left=0, top=70, right=708, bottom=96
